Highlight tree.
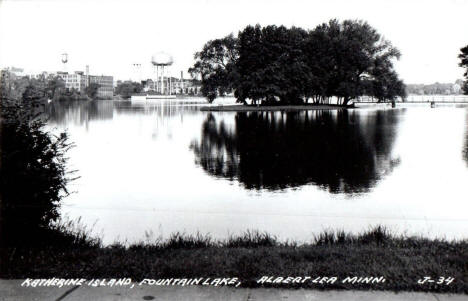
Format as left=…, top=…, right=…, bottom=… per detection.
left=190, top=20, right=404, bottom=105
left=366, top=61, right=406, bottom=101
left=304, top=20, right=403, bottom=105
left=86, top=83, right=100, bottom=99
left=459, top=45, right=468, bottom=95
left=188, top=34, right=239, bottom=103
left=115, top=81, right=143, bottom=99
left=0, top=78, right=74, bottom=247
left=46, top=76, right=66, bottom=100
left=236, top=25, right=310, bottom=105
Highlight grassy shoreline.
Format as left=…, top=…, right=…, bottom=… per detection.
left=1, top=225, right=467, bottom=293
left=200, top=104, right=353, bottom=112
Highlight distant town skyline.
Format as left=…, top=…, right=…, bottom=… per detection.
left=1, top=0, right=468, bottom=84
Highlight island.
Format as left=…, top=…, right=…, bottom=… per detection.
left=189, top=20, right=406, bottom=108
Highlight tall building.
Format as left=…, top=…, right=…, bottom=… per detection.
left=56, top=71, right=114, bottom=99
left=57, top=71, right=87, bottom=92
left=88, top=75, right=114, bottom=98
left=142, top=77, right=201, bottom=95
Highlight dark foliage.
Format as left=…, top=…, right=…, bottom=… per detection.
left=3, top=226, right=468, bottom=293
left=190, top=20, right=405, bottom=104
left=85, top=82, right=101, bottom=99
left=459, top=45, right=468, bottom=95
left=115, top=81, right=143, bottom=99
left=0, top=81, right=74, bottom=248
left=1, top=71, right=89, bottom=102
left=189, top=34, right=239, bottom=102
left=236, top=25, right=309, bottom=105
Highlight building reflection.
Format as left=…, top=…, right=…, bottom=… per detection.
left=46, top=100, right=114, bottom=126
left=46, top=100, right=203, bottom=126
left=114, top=101, right=202, bottom=118
left=191, top=109, right=403, bottom=193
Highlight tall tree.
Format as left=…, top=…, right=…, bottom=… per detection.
left=236, top=25, right=309, bottom=105
left=459, top=45, right=468, bottom=95
left=304, top=20, right=402, bottom=105
left=190, top=20, right=405, bottom=105
left=188, top=34, right=239, bottom=103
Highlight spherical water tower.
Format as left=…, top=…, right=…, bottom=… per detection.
left=151, top=52, right=173, bottom=94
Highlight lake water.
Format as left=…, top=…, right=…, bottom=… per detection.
left=46, top=98, right=468, bottom=244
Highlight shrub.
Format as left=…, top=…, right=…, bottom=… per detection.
left=1, top=83, right=74, bottom=247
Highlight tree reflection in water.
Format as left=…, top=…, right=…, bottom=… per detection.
left=464, top=111, right=468, bottom=166
left=191, top=109, right=403, bottom=193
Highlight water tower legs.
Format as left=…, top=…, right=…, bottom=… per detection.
left=154, top=65, right=159, bottom=92
left=161, top=66, right=165, bottom=95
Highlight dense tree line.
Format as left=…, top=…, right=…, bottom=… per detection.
left=1, top=71, right=101, bottom=101
left=115, top=81, right=143, bottom=99
left=459, top=45, right=468, bottom=95
left=2, top=73, right=67, bottom=101
left=190, top=20, right=406, bottom=105
left=406, top=81, right=464, bottom=95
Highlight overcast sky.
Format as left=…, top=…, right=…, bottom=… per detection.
left=1, top=0, right=467, bottom=83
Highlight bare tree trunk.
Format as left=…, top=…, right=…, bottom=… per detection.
left=343, top=96, right=350, bottom=106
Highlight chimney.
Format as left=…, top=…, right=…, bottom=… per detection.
left=180, top=71, right=184, bottom=91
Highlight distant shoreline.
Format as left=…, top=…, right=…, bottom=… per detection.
left=200, top=104, right=352, bottom=112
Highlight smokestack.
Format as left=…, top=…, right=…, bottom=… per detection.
left=180, top=71, right=184, bottom=92
left=85, top=65, right=90, bottom=88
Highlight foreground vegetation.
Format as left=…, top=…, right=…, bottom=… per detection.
left=0, top=79, right=74, bottom=250
left=1, top=224, right=467, bottom=294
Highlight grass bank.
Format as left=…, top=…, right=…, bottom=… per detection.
left=200, top=104, right=353, bottom=112
left=1, top=225, right=467, bottom=294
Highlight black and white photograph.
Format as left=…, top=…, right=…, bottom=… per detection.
left=1, top=0, right=468, bottom=300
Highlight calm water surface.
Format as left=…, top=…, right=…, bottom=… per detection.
left=46, top=99, right=468, bottom=244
